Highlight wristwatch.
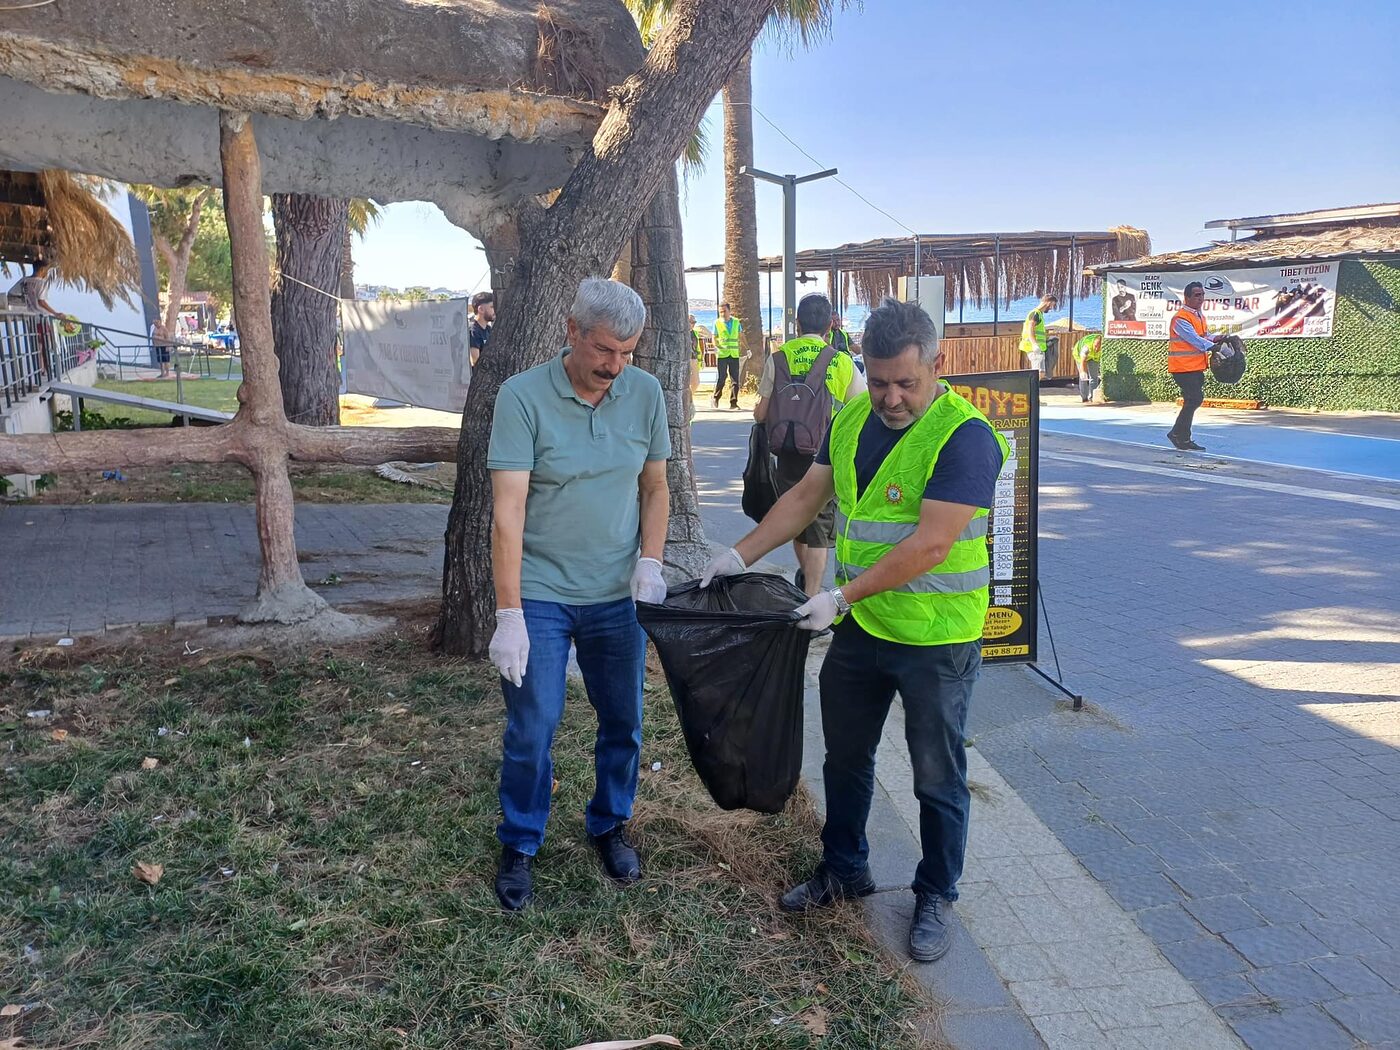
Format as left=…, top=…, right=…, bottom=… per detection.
left=831, top=588, right=852, bottom=616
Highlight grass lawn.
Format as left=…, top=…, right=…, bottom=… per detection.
left=0, top=627, right=933, bottom=1049
left=91, top=378, right=243, bottom=426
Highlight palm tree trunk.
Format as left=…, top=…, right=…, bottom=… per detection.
left=722, top=48, right=764, bottom=380
left=270, top=193, right=347, bottom=426
left=623, top=169, right=709, bottom=576
left=339, top=213, right=356, bottom=301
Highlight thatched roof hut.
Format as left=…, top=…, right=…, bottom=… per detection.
left=0, top=169, right=140, bottom=307
left=689, top=228, right=1151, bottom=312
left=0, top=0, right=645, bottom=234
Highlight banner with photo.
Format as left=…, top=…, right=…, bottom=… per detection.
left=342, top=298, right=471, bottom=412
left=1105, top=262, right=1339, bottom=340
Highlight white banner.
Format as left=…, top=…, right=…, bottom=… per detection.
left=1105, top=262, right=1338, bottom=340
left=342, top=299, right=470, bottom=412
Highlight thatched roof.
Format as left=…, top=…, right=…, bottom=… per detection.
left=0, top=0, right=645, bottom=234
left=688, top=228, right=1151, bottom=311
left=1088, top=221, right=1400, bottom=274
left=0, top=170, right=139, bottom=308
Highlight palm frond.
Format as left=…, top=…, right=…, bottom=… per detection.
left=348, top=198, right=382, bottom=238
left=38, top=170, right=140, bottom=309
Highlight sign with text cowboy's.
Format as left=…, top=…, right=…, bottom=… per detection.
left=1105, top=263, right=1339, bottom=340
left=944, top=369, right=1039, bottom=664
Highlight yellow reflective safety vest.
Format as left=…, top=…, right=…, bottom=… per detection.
left=777, top=334, right=858, bottom=413
left=831, top=389, right=1009, bottom=646
left=1020, top=308, right=1048, bottom=354
left=714, top=316, right=742, bottom=358
left=1074, top=332, right=1102, bottom=364
left=692, top=324, right=707, bottom=362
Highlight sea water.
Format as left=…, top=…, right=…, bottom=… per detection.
left=690, top=293, right=1103, bottom=335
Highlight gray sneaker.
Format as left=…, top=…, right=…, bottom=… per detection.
left=909, top=892, right=953, bottom=962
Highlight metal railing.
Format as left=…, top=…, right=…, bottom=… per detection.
left=1, top=309, right=54, bottom=410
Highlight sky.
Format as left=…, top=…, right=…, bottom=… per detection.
left=352, top=0, right=1400, bottom=303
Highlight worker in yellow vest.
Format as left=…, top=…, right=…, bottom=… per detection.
left=1020, top=293, right=1058, bottom=377
left=688, top=313, right=706, bottom=396
left=1073, top=331, right=1102, bottom=403
left=702, top=296, right=1008, bottom=964
left=712, top=301, right=744, bottom=410
left=1167, top=281, right=1227, bottom=450
left=753, top=293, right=866, bottom=597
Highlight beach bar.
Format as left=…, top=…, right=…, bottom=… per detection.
left=688, top=227, right=1149, bottom=380
left=1088, top=203, right=1400, bottom=412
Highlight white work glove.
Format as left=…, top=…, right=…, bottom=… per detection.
left=795, top=590, right=841, bottom=632
left=631, top=557, right=668, bottom=604
left=699, top=546, right=746, bottom=588
left=489, top=608, right=530, bottom=688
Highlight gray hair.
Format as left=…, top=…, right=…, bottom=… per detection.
left=861, top=296, right=940, bottom=364
left=569, top=277, right=646, bottom=340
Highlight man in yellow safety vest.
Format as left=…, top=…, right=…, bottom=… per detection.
left=712, top=301, right=744, bottom=410
left=1020, top=293, right=1058, bottom=377
left=701, top=296, right=1008, bottom=964
left=1073, top=331, right=1102, bottom=403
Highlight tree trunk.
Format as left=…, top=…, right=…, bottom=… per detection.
left=625, top=169, right=709, bottom=577
left=435, top=0, right=778, bottom=657
left=271, top=193, right=346, bottom=426
left=722, top=48, right=764, bottom=382
left=155, top=187, right=212, bottom=346
left=220, top=112, right=331, bottom=625
left=339, top=212, right=356, bottom=301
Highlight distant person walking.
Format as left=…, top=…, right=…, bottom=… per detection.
left=689, top=313, right=706, bottom=396
left=713, top=301, right=744, bottom=410
left=1073, top=332, right=1102, bottom=403
left=469, top=291, right=495, bottom=367
left=829, top=313, right=855, bottom=356
left=1166, top=281, right=1227, bottom=451
left=1020, top=294, right=1058, bottom=377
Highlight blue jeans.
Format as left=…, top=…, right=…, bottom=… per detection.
left=497, top=597, right=646, bottom=855
left=818, top=617, right=981, bottom=899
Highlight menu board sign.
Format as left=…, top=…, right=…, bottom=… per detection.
left=944, top=369, right=1039, bottom=663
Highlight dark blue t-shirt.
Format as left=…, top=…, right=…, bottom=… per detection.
left=815, top=408, right=1002, bottom=507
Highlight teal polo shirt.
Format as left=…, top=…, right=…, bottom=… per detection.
left=487, top=349, right=671, bottom=605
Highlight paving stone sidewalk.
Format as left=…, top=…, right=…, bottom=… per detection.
left=0, top=503, right=447, bottom=639
left=973, top=441, right=1400, bottom=1048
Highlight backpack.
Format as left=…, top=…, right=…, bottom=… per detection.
left=766, top=344, right=837, bottom=457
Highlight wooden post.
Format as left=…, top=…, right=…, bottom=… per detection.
left=219, top=110, right=329, bottom=624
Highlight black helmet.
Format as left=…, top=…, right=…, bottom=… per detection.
left=1211, top=335, right=1247, bottom=385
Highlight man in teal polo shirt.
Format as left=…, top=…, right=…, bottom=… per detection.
left=486, top=278, right=672, bottom=911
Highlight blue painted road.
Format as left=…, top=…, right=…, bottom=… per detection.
left=1041, top=405, right=1400, bottom=482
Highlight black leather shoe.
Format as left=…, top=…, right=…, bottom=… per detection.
left=592, top=825, right=642, bottom=884
left=495, top=847, right=534, bottom=911
left=779, top=863, right=876, bottom=912
left=909, top=892, right=953, bottom=962
left=1181, top=439, right=1206, bottom=451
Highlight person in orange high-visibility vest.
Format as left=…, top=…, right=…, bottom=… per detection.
left=1166, top=282, right=1228, bottom=451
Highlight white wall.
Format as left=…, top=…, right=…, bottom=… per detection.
left=35, top=186, right=154, bottom=364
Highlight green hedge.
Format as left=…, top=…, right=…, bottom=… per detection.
left=1101, top=257, right=1400, bottom=411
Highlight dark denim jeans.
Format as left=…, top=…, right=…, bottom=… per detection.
left=818, top=617, right=981, bottom=899
left=1170, top=369, right=1205, bottom=441
left=496, top=597, right=646, bottom=855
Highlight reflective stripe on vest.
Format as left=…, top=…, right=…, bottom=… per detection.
left=831, top=390, right=1009, bottom=646
left=836, top=562, right=990, bottom=594
left=834, top=510, right=989, bottom=545
left=714, top=317, right=742, bottom=357
left=1168, top=309, right=1210, bottom=373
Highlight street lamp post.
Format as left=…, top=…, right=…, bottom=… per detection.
left=742, top=165, right=837, bottom=341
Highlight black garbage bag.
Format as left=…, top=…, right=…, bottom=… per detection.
left=1211, top=335, right=1248, bottom=384
left=637, top=573, right=811, bottom=813
left=741, top=422, right=779, bottom=523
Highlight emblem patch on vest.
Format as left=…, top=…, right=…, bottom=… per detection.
left=885, top=483, right=903, bottom=505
